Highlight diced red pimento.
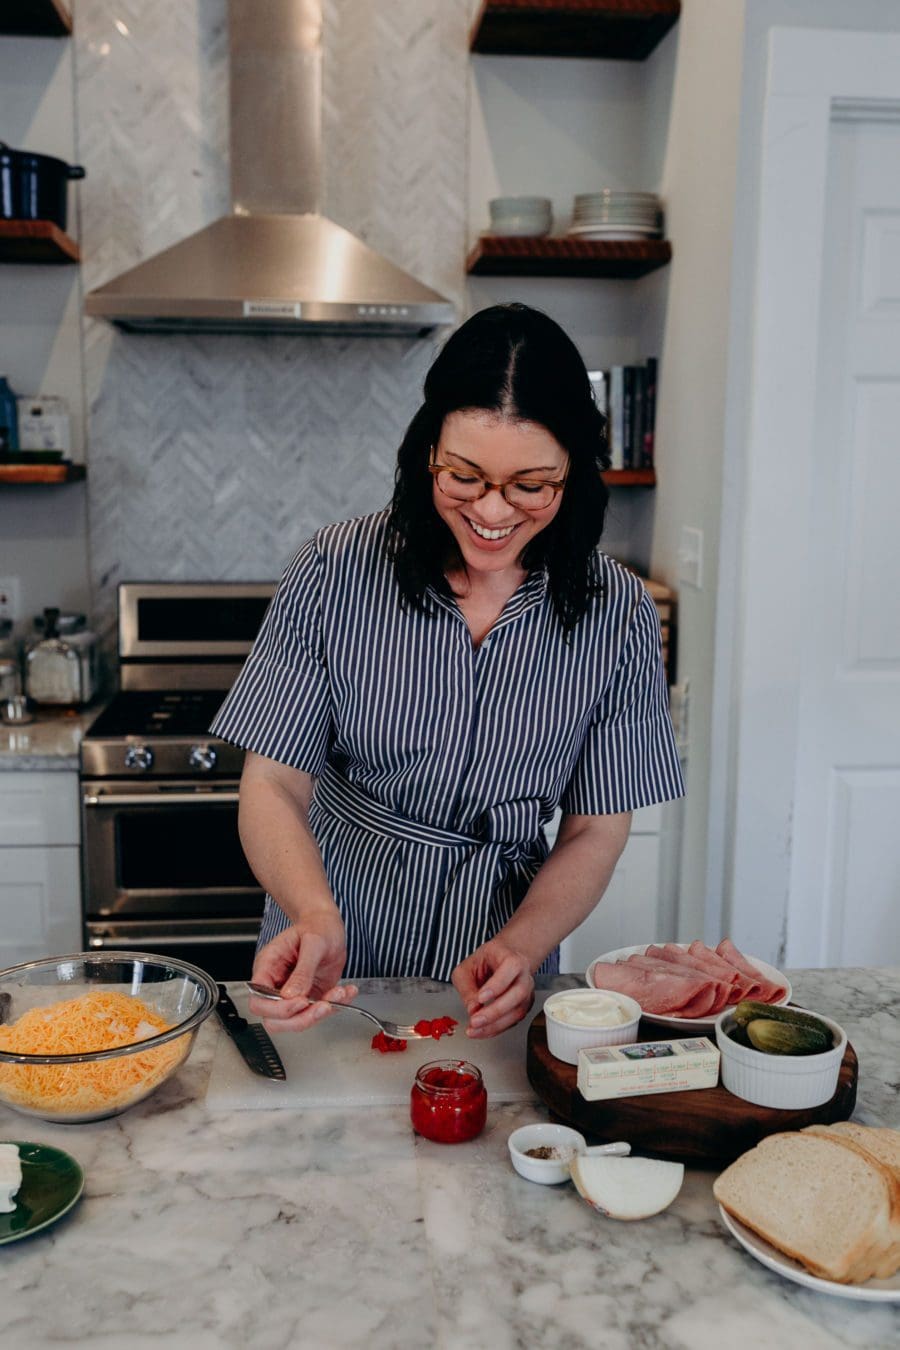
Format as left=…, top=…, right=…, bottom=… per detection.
left=371, top=1031, right=407, bottom=1053
left=414, top=1016, right=458, bottom=1040
left=420, top=1066, right=478, bottom=1091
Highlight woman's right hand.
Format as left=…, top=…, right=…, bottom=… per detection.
left=246, top=909, right=357, bottom=1032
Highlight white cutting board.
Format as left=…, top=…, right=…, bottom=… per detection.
left=205, top=989, right=548, bottom=1110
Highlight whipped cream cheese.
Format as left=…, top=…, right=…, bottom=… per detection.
left=547, top=991, right=633, bottom=1027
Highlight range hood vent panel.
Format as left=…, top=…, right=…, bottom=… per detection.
left=84, top=215, right=454, bottom=335
left=84, top=0, right=454, bottom=337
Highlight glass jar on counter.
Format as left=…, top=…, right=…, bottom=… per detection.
left=410, top=1060, right=487, bottom=1144
left=25, top=607, right=97, bottom=706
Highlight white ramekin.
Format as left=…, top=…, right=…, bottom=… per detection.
left=714, top=1006, right=846, bottom=1109
left=544, top=988, right=642, bottom=1066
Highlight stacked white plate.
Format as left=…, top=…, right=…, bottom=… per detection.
left=568, top=191, right=663, bottom=241
left=488, top=196, right=553, bottom=238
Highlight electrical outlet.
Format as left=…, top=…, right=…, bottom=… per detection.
left=0, top=576, right=20, bottom=624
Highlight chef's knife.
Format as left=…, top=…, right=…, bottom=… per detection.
left=215, top=984, right=286, bottom=1080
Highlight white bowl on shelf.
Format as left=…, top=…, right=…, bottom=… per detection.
left=488, top=196, right=552, bottom=237
left=490, top=195, right=552, bottom=214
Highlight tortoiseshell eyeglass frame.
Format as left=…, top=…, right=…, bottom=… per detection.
left=427, top=456, right=569, bottom=510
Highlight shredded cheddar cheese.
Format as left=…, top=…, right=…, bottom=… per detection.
left=0, top=990, right=189, bottom=1116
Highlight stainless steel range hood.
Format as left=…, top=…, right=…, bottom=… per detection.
left=84, top=0, right=455, bottom=337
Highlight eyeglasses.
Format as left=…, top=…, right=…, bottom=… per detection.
left=428, top=458, right=568, bottom=512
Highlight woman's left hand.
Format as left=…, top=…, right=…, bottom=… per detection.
left=451, top=939, right=535, bottom=1038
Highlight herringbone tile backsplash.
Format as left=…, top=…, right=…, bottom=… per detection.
left=75, top=0, right=468, bottom=640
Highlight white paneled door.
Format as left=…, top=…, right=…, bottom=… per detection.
left=789, top=113, right=900, bottom=966
left=722, top=30, right=900, bottom=969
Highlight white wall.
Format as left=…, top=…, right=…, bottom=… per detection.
left=709, top=0, right=900, bottom=946
left=641, top=0, right=746, bottom=938
left=0, top=31, right=91, bottom=635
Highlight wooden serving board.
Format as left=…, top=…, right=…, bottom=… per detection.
left=526, top=1013, right=858, bottom=1166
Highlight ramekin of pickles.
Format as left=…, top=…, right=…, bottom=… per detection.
left=714, top=1001, right=847, bottom=1110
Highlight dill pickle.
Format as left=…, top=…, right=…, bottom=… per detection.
left=732, top=1000, right=829, bottom=1033
left=745, top=1018, right=832, bottom=1056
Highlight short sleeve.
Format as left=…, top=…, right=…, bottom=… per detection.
left=209, top=538, right=333, bottom=775
left=561, top=588, right=685, bottom=815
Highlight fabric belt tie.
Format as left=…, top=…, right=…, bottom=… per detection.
left=315, top=764, right=529, bottom=857
left=313, top=764, right=544, bottom=981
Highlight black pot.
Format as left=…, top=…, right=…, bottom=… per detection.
left=0, top=143, right=86, bottom=231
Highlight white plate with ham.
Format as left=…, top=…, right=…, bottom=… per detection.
left=585, top=939, right=791, bottom=1033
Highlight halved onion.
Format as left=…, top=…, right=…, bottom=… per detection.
left=569, top=1155, right=684, bottom=1221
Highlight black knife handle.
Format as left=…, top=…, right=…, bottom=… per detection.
left=216, top=983, right=248, bottom=1033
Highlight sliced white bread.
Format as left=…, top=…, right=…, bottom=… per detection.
left=771, top=1130, right=900, bottom=1284
left=713, top=1131, right=899, bottom=1284
left=799, top=1125, right=900, bottom=1280
left=817, top=1122, right=900, bottom=1181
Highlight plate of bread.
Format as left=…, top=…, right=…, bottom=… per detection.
left=714, top=1122, right=900, bottom=1300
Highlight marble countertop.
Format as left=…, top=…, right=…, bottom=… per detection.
left=0, top=705, right=99, bottom=770
left=3, top=967, right=898, bottom=1349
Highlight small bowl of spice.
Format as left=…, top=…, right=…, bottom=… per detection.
left=507, top=1122, right=631, bottom=1185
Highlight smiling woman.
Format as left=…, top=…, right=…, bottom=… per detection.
left=210, top=304, right=684, bottom=1041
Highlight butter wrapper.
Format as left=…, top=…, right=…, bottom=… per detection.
left=576, top=1036, right=720, bottom=1101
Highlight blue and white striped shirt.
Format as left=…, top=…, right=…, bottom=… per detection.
left=211, top=510, right=684, bottom=981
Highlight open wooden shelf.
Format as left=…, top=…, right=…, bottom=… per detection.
left=467, top=235, right=671, bottom=279
left=0, top=462, right=85, bottom=485
left=0, top=221, right=80, bottom=263
left=470, top=1, right=680, bottom=61
left=602, top=468, right=655, bottom=487
left=0, top=0, right=72, bottom=36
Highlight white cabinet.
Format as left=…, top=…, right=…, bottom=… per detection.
left=0, top=772, right=82, bottom=966
left=556, top=800, right=683, bottom=974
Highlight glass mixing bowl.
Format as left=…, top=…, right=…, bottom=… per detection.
left=0, top=952, right=218, bottom=1123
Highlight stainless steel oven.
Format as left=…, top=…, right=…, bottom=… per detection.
left=80, top=582, right=275, bottom=980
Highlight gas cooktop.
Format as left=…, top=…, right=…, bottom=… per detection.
left=85, top=690, right=227, bottom=740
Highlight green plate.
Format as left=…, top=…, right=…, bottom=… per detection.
left=0, top=1141, right=84, bottom=1245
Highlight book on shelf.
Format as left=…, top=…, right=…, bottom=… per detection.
left=609, top=366, right=625, bottom=469
left=587, top=370, right=607, bottom=418
left=589, top=359, right=658, bottom=471
left=643, top=357, right=657, bottom=469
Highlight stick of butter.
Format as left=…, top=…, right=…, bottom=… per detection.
left=0, top=1143, right=22, bottom=1213
left=577, top=1037, right=720, bottom=1101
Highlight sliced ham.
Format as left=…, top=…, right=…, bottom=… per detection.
left=715, top=938, right=787, bottom=1003
left=588, top=961, right=714, bottom=1015
left=618, top=954, right=733, bottom=1016
left=684, top=941, right=764, bottom=999
left=646, top=944, right=744, bottom=997
left=589, top=939, right=787, bottom=1018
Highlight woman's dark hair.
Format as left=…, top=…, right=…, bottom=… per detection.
left=386, top=303, right=610, bottom=634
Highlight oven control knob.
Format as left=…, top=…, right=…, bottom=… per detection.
left=189, top=743, right=218, bottom=772
left=124, top=744, right=154, bottom=772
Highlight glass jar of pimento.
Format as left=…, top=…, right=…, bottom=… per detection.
left=410, top=1059, right=487, bottom=1144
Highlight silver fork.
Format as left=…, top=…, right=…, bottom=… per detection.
left=246, top=981, right=440, bottom=1040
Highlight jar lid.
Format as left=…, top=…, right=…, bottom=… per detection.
left=34, top=609, right=86, bottom=635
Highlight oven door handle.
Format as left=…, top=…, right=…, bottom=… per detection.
left=89, top=932, right=254, bottom=948
left=83, top=791, right=241, bottom=807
